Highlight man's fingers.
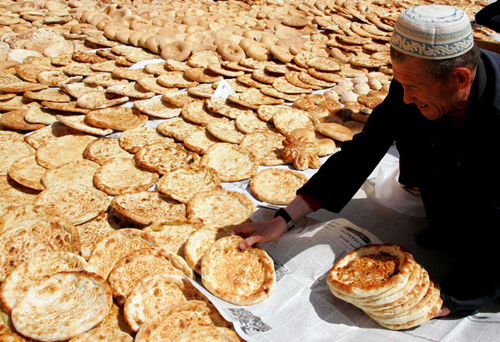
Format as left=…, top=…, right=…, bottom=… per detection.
left=232, top=223, right=258, bottom=236
left=239, top=235, right=262, bottom=249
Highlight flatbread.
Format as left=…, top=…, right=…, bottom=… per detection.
left=86, top=107, right=148, bottom=131
left=134, top=96, right=183, bottom=119
left=200, top=143, right=258, bottom=182
left=183, top=129, right=221, bottom=155
left=156, top=118, right=205, bottom=142
left=24, top=122, right=84, bottom=149
left=35, top=135, right=97, bottom=169
left=108, top=247, right=194, bottom=305
left=135, top=142, right=200, bottom=175
left=83, top=138, right=134, bottom=165
left=182, top=100, right=225, bottom=126
left=184, top=228, right=231, bottom=274
left=239, top=132, right=286, bottom=166
left=0, top=175, right=39, bottom=212
left=250, top=168, right=308, bottom=205
left=0, top=252, right=88, bottom=314
left=95, top=302, right=133, bottom=335
left=171, top=326, right=240, bottom=342
left=111, top=191, right=186, bottom=225
left=11, top=271, right=112, bottom=341
left=56, top=115, right=114, bottom=136
left=206, top=120, right=245, bottom=144
left=204, top=98, right=250, bottom=119
left=124, top=274, right=208, bottom=332
left=0, top=140, right=35, bottom=175
left=144, top=218, right=201, bottom=256
left=68, top=327, right=133, bottom=342
left=41, top=159, right=99, bottom=189
left=134, top=301, right=229, bottom=342
left=0, top=215, right=80, bottom=282
left=7, top=155, right=45, bottom=191
left=34, top=185, right=110, bottom=225
left=87, top=228, right=157, bottom=279
left=235, top=112, right=276, bottom=134
left=201, top=236, right=275, bottom=305
left=272, top=108, right=317, bottom=136
left=187, top=189, right=255, bottom=229
left=157, top=166, right=221, bottom=204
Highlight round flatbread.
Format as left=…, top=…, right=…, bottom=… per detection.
left=108, top=247, right=194, bottom=305
left=0, top=215, right=80, bottom=281
left=187, top=189, right=255, bottom=229
left=0, top=140, right=35, bottom=176
left=119, top=126, right=174, bottom=153
left=157, top=166, right=221, bottom=204
left=134, top=301, right=230, bottom=342
left=156, top=118, right=204, bottom=142
left=94, top=158, right=159, bottom=195
left=11, top=271, right=112, bottom=342
left=250, top=168, right=308, bottom=205
left=184, top=228, right=232, bottom=274
left=34, top=185, right=110, bottom=225
left=7, top=155, right=45, bottom=191
left=95, top=302, right=133, bottom=335
left=200, top=143, right=258, bottom=182
left=86, top=107, right=148, bottom=131
left=201, top=236, right=275, bottom=305
left=143, top=218, right=200, bottom=256
left=135, top=142, right=199, bottom=175
left=272, top=108, right=317, bottom=136
left=87, top=229, right=157, bottom=279
left=124, top=274, right=208, bottom=332
left=36, top=135, right=97, bottom=169
left=0, top=252, right=88, bottom=314
left=183, top=129, right=221, bottom=155
left=239, top=132, right=286, bottom=166
left=41, top=159, right=100, bottom=189
left=0, top=177, right=39, bottom=213
left=68, top=327, right=133, bottom=342
left=111, top=191, right=187, bottom=225
left=24, top=122, right=84, bottom=150
left=327, top=244, right=415, bottom=297
left=83, top=138, right=134, bottom=165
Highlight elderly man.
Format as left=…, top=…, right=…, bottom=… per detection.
left=233, top=5, right=500, bottom=317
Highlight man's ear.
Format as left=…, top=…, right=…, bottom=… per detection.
left=452, top=67, right=473, bottom=89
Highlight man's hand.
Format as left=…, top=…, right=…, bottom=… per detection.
left=231, top=217, right=289, bottom=249
left=436, top=303, right=450, bottom=317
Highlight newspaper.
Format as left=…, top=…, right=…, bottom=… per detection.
left=189, top=214, right=500, bottom=342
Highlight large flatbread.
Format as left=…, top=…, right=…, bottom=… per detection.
left=119, top=126, right=174, bottom=153
left=0, top=215, right=80, bottom=281
left=201, top=236, right=275, bottom=305
left=41, top=159, right=100, bottom=189
left=134, top=301, right=230, bottom=342
left=34, top=185, right=110, bottom=225
left=11, top=271, right=112, bottom=341
left=200, top=143, right=258, bottom=182
left=111, top=191, right=187, bottom=225
left=250, top=168, right=308, bottom=205
left=108, top=247, right=194, bottom=305
left=36, top=135, right=97, bottom=169
left=157, top=166, right=221, bottom=203
left=87, top=229, right=157, bottom=279
left=327, top=244, right=415, bottom=297
left=143, top=218, right=200, bottom=256
left=187, top=189, right=255, bottom=229
left=0, top=252, right=88, bottom=313
left=184, top=228, right=231, bottom=274
left=124, top=274, right=208, bottom=332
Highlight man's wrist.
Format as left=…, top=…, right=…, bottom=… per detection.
left=274, top=208, right=295, bottom=230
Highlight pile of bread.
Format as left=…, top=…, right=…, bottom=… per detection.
left=327, top=244, right=443, bottom=330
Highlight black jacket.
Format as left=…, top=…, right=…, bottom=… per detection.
left=298, top=50, right=500, bottom=315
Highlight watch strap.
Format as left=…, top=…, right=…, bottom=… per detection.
left=274, top=208, right=295, bottom=231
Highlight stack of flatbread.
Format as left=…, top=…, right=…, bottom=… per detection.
left=327, top=244, right=442, bottom=330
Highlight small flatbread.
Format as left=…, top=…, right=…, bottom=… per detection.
left=143, top=219, right=201, bottom=256
left=204, top=98, right=250, bottom=119
left=119, top=126, right=174, bottom=153
left=134, top=301, right=229, bottom=342
left=23, top=106, right=60, bottom=125
left=201, top=236, right=275, bottom=305
left=24, top=122, right=84, bottom=149
left=41, top=160, right=99, bottom=189
left=108, top=247, right=194, bottom=305
left=60, top=82, right=103, bottom=99
left=187, top=189, right=255, bottom=229
left=111, top=191, right=186, bottom=225
left=56, top=115, right=114, bottom=136
left=200, top=143, right=258, bottom=182
left=0, top=252, right=88, bottom=314
left=156, top=118, right=205, bottom=142
left=250, top=168, right=308, bottom=205
left=272, top=108, right=317, bottom=136
left=135, top=142, right=199, bottom=175
left=0, top=108, right=46, bottom=131
left=124, top=274, right=208, bottom=332
left=83, top=73, right=128, bottom=87
left=257, top=105, right=290, bottom=122
left=0, top=176, right=39, bottom=212
left=157, top=166, right=221, bottom=204
left=107, top=82, right=155, bottom=99
left=23, top=89, right=71, bottom=103
left=235, top=112, right=276, bottom=134
left=83, top=138, right=134, bottom=165
left=34, top=185, right=110, bottom=225
left=206, top=120, right=245, bottom=144
left=134, top=96, right=183, bottom=119
left=41, top=101, right=90, bottom=114
left=184, top=228, right=231, bottom=274
left=7, top=155, right=45, bottom=191
left=86, top=107, right=148, bottom=131
left=158, top=72, right=198, bottom=88
left=76, top=92, right=129, bottom=110
left=0, top=215, right=80, bottom=282
left=36, top=135, right=97, bottom=169
left=94, top=158, right=159, bottom=196
left=11, top=271, right=112, bottom=341
left=182, top=101, right=225, bottom=126
left=162, top=91, right=200, bottom=108
left=0, top=140, right=35, bottom=176
left=137, top=77, right=179, bottom=95
left=239, top=132, right=286, bottom=166
left=183, top=129, right=221, bottom=155
left=87, top=229, right=157, bottom=279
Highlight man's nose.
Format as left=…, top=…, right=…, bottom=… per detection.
left=403, top=88, right=417, bottom=104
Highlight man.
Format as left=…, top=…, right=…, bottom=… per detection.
left=233, top=5, right=500, bottom=317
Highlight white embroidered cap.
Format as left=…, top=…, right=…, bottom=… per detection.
left=390, top=5, right=474, bottom=60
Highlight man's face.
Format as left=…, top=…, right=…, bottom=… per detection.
left=392, top=58, right=461, bottom=120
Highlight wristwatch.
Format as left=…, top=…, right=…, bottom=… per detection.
left=274, top=208, right=295, bottom=231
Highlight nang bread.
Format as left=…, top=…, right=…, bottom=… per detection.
left=201, top=236, right=276, bottom=306
left=171, top=326, right=240, bottom=342
left=68, top=327, right=133, bottom=342
left=143, top=218, right=200, bottom=257
left=184, top=227, right=231, bottom=274
left=11, top=271, right=112, bottom=342
left=250, top=168, right=308, bottom=205
left=107, top=247, right=194, bottom=305
left=124, top=274, right=208, bottom=332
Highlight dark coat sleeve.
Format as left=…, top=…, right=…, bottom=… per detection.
left=296, top=81, right=402, bottom=213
